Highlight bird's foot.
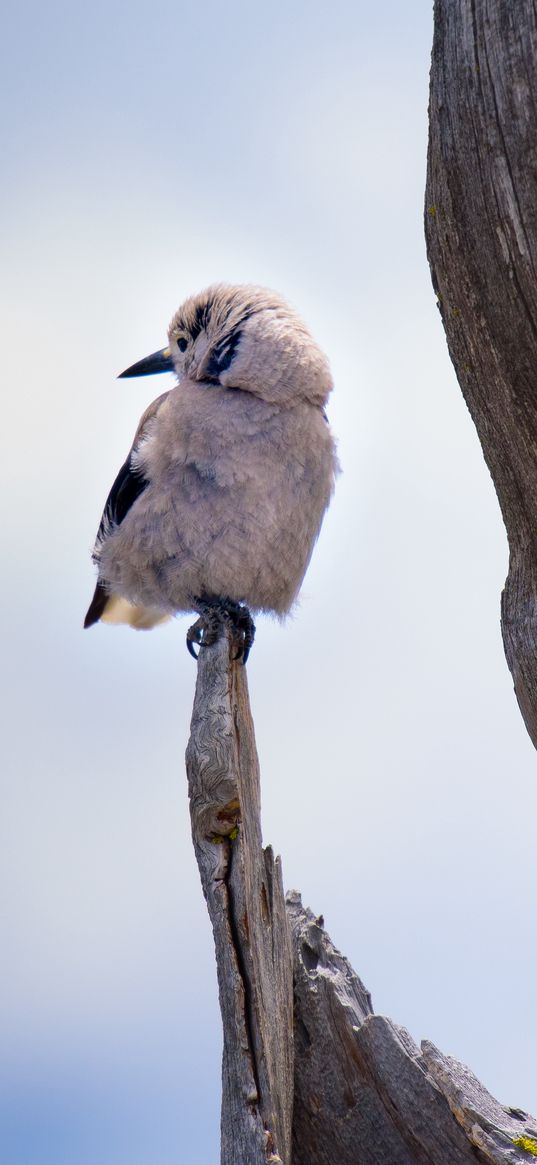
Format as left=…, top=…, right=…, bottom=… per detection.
left=224, top=599, right=256, bottom=663
left=186, top=598, right=256, bottom=664
left=186, top=608, right=222, bottom=659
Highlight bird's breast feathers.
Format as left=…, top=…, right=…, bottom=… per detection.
left=135, top=381, right=333, bottom=494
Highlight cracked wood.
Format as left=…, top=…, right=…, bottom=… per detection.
left=183, top=630, right=536, bottom=1162
left=185, top=631, right=293, bottom=1165
left=425, top=0, right=537, bottom=748
left=288, top=892, right=537, bottom=1164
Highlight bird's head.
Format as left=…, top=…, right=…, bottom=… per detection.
left=119, top=284, right=332, bottom=408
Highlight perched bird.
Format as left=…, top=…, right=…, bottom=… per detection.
left=84, top=284, right=338, bottom=661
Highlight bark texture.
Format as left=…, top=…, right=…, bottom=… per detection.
left=288, top=892, right=537, bottom=1165
left=185, top=638, right=537, bottom=1163
left=185, top=630, right=294, bottom=1165
left=425, top=0, right=537, bottom=748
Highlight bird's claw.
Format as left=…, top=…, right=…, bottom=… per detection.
left=186, top=599, right=256, bottom=664
left=231, top=604, right=256, bottom=663
left=186, top=616, right=204, bottom=659
left=186, top=634, right=199, bottom=660
left=186, top=609, right=221, bottom=659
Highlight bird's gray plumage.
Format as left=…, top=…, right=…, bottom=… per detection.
left=85, top=283, right=338, bottom=640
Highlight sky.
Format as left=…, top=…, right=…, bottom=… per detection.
left=1, top=1, right=537, bottom=1161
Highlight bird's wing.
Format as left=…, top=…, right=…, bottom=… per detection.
left=92, top=390, right=170, bottom=554
left=84, top=391, right=170, bottom=629
left=93, top=450, right=148, bottom=551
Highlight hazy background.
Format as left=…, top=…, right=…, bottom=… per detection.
left=2, top=1, right=536, bottom=1161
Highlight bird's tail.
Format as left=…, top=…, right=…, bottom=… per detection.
left=84, top=582, right=171, bottom=630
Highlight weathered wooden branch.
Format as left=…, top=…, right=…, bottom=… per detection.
left=185, top=638, right=537, bottom=1163
left=185, top=631, right=294, bottom=1165
left=425, top=0, right=537, bottom=748
left=289, top=892, right=537, bottom=1165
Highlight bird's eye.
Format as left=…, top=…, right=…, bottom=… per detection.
left=177, top=336, right=188, bottom=353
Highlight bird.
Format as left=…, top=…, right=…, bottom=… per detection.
left=84, top=283, right=338, bottom=662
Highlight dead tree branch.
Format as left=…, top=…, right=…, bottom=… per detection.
left=289, top=893, right=537, bottom=1165
left=185, top=639, right=536, bottom=1163
left=425, top=0, right=537, bottom=748
left=185, top=632, right=293, bottom=1165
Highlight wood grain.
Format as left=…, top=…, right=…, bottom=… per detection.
left=185, top=631, right=293, bottom=1165
left=185, top=634, right=536, bottom=1161
left=425, top=0, right=537, bottom=748
left=288, top=892, right=537, bottom=1164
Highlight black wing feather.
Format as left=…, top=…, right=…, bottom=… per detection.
left=84, top=455, right=149, bottom=628
left=84, top=390, right=170, bottom=630
left=94, top=453, right=148, bottom=555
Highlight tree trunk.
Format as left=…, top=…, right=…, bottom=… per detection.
left=185, top=637, right=537, bottom=1163
left=425, top=0, right=537, bottom=749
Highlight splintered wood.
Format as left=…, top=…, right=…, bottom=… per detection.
left=185, top=630, right=536, bottom=1163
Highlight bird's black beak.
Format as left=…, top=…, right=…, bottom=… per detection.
left=118, top=347, right=174, bottom=378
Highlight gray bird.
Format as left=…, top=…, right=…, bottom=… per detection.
left=84, top=284, right=337, bottom=661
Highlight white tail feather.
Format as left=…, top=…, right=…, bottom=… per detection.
left=101, top=595, right=171, bottom=630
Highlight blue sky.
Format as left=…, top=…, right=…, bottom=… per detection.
left=2, top=1, right=537, bottom=1161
